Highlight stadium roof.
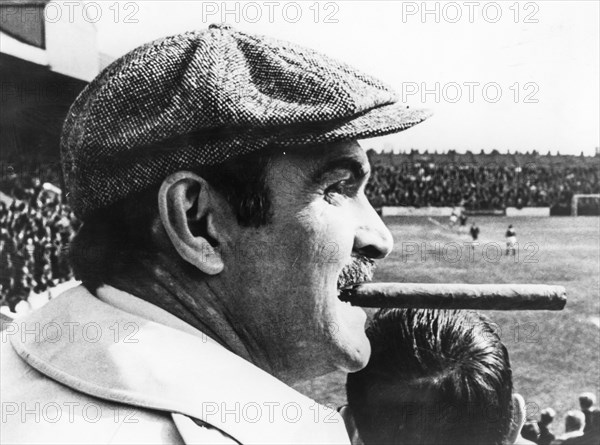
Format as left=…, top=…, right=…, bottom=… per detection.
left=0, top=0, right=114, bottom=81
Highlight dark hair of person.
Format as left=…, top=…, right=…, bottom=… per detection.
left=346, top=308, right=514, bottom=445
left=579, top=395, right=595, bottom=410
left=540, top=410, right=554, bottom=425
left=565, top=411, right=583, bottom=432
left=521, top=422, right=540, bottom=443
left=69, top=146, right=280, bottom=290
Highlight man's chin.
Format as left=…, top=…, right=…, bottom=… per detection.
left=334, top=336, right=371, bottom=373
left=329, top=317, right=371, bottom=372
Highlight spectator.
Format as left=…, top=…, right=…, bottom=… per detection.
left=522, top=421, right=541, bottom=444
left=551, top=410, right=585, bottom=444
left=344, top=308, right=527, bottom=445
left=562, top=409, right=600, bottom=445
left=538, top=408, right=556, bottom=445
left=579, top=393, right=597, bottom=434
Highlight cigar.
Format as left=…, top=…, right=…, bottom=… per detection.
left=339, top=283, right=567, bottom=311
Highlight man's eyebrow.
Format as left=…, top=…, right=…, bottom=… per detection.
left=310, top=156, right=371, bottom=184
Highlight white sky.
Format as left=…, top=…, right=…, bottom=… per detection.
left=83, top=1, right=600, bottom=154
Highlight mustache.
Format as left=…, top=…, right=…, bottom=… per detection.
left=337, top=254, right=375, bottom=290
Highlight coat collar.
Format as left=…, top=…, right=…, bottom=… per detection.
left=9, top=285, right=350, bottom=445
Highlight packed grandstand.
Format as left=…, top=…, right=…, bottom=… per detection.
left=365, top=150, right=600, bottom=213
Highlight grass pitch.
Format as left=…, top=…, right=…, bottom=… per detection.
left=295, top=216, right=600, bottom=435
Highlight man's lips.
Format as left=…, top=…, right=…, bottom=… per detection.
left=337, top=280, right=370, bottom=303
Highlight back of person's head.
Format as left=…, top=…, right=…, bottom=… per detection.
left=540, top=408, right=556, bottom=425
left=564, top=410, right=585, bottom=433
left=579, top=393, right=596, bottom=411
left=521, top=421, right=540, bottom=442
left=346, top=309, right=517, bottom=445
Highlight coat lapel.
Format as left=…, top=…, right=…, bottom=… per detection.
left=9, top=286, right=350, bottom=445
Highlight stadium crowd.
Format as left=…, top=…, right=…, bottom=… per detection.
left=0, top=166, right=79, bottom=312
left=519, top=393, right=600, bottom=445
left=365, top=161, right=599, bottom=210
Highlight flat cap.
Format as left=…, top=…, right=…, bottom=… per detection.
left=61, top=24, right=431, bottom=219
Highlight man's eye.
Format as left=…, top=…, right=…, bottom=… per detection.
left=325, top=180, right=350, bottom=198
left=327, top=180, right=347, bottom=193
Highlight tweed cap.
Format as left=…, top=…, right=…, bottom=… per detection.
left=61, top=23, right=431, bottom=219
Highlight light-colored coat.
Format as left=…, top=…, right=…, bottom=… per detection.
left=1, top=286, right=350, bottom=444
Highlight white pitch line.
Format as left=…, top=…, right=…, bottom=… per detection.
left=427, top=217, right=454, bottom=232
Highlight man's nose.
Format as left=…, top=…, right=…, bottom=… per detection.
left=353, top=198, right=394, bottom=260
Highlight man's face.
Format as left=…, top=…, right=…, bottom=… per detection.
left=220, top=141, right=393, bottom=383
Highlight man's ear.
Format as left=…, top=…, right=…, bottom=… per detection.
left=158, top=171, right=224, bottom=275
left=506, top=393, right=527, bottom=444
